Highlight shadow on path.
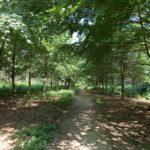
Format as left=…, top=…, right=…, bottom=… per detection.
left=49, top=94, right=150, bottom=150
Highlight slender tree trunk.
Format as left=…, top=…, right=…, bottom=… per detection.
left=101, top=79, right=104, bottom=94
left=131, top=77, right=135, bottom=87
left=111, top=73, right=114, bottom=97
left=0, top=41, right=5, bottom=56
left=12, top=48, right=16, bottom=97
left=105, top=75, right=108, bottom=93
left=98, top=81, right=100, bottom=91
left=95, top=80, right=98, bottom=90
left=68, top=81, right=70, bottom=89
left=72, top=81, right=75, bottom=87
left=0, top=41, right=5, bottom=71
left=26, top=53, right=32, bottom=95
left=43, top=56, right=48, bottom=93
left=121, top=63, right=125, bottom=100
left=64, top=77, right=67, bottom=89
left=28, top=68, right=31, bottom=95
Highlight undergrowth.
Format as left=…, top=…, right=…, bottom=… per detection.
left=13, top=124, right=57, bottom=150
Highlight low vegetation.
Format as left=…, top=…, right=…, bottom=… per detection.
left=0, top=86, right=75, bottom=150
left=13, top=124, right=57, bottom=150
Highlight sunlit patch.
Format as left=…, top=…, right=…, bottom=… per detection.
left=111, top=131, right=123, bottom=137
left=30, top=102, right=39, bottom=107
left=0, top=128, right=16, bottom=150
left=81, top=132, right=87, bottom=136
left=67, top=133, right=72, bottom=137
left=75, top=134, right=82, bottom=140
left=112, top=137, right=121, bottom=141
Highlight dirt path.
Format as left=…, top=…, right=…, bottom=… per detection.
left=49, top=94, right=147, bottom=150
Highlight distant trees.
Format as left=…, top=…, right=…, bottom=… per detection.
left=0, top=0, right=149, bottom=99
left=67, top=0, right=150, bottom=99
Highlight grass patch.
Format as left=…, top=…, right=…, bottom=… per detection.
left=44, top=89, right=75, bottom=97
left=13, top=124, right=57, bottom=150
left=94, top=96, right=103, bottom=104
left=0, top=82, right=43, bottom=98
left=43, top=90, right=75, bottom=109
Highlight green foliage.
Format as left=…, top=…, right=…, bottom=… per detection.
left=124, top=84, right=150, bottom=99
left=144, top=89, right=150, bottom=100
left=43, top=90, right=75, bottom=108
left=0, top=0, right=149, bottom=101
left=44, top=89, right=75, bottom=97
left=74, top=87, right=80, bottom=95
left=0, top=82, right=43, bottom=98
left=93, top=96, right=103, bottom=104
left=13, top=124, right=57, bottom=150
left=141, top=144, right=148, bottom=150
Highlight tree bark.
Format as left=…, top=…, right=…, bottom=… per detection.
left=28, top=68, right=31, bottom=95
left=0, top=41, right=5, bottom=56
left=105, top=74, right=108, bottom=93
left=121, top=63, right=125, bottom=100
left=43, top=56, right=48, bottom=93
left=101, top=79, right=104, bottom=94
left=0, top=41, right=5, bottom=69
left=12, top=47, right=16, bottom=97
left=111, top=74, right=114, bottom=97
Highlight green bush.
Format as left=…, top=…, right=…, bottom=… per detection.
left=124, top=84, right=150, bottom=99
left=58, top=95, right=74, bottom=108
left=144, top=90, right=150, bottom=100
left=44, top=89, right=75, bottom=98
left=13, top=124, right=57, bottom=150
left=0, top=82, right=44, bottom=98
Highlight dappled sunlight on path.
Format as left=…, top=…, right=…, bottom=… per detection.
left=50, top=95, right=111, bottom=150
left=49, top=94, right=150, bottom=150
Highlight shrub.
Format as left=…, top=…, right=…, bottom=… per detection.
left=13, top=124, right=57, bottom=150
left=44, top=89, right=75, bottom=98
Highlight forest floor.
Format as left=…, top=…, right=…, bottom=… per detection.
left=0, top=92, right=150, bottom=150
left=49, top=92, right=150, bottom=150
left=0, top=96, right=65, bottom=150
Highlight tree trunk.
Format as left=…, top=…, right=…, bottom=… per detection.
left=101, top=79, right=104, bottom=94
left=43, top=56, right=48, bottom=93
left=0, top=41, right=5, bottom=56
left=12, top=49, right=16, bottom=97
left=64, top=77, right=67, bottom=89
left=131, top=77, right=136, bottom=87
left=105, top=75, right=108, bottom=93
left=121, top=64, right=125, bottom=100
left=111, top=74, right=114, bottom=97
left=28, top=68, right=31, bottom=95
left=98, top=81, right=100, bottom=91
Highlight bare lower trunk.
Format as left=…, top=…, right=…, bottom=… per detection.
left=43, top=56, right=48, bottom=93
left=111, top=74, right=114, bottom=97
left=43, top=79, right=47, bottom=93
left=105, top=75, right=108, bottom=93
left=121, top=64, right=125, bottom=100
left=0, top=41, right=5, bottom=56
left=101, top=79, right=104, bottom=94
left=12, top=42, right=16, bottom=97
left=12, top=71, right=16, bottom=97
left=28, top=69, right=31, bottom=95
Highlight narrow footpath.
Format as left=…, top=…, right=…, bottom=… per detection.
left=49, top=93, right=150, bottom=150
